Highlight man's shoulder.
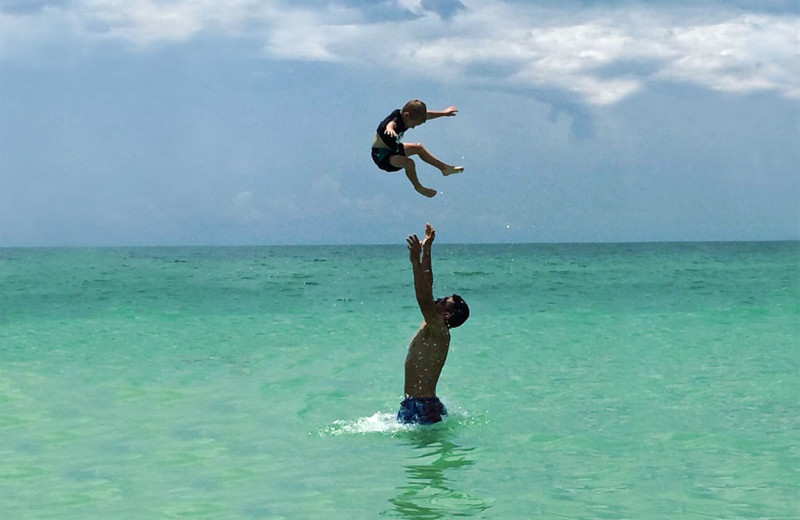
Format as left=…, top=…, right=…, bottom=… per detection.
left=421, top=316, right=450, bottom=338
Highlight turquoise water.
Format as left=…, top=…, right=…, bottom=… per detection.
left=1, top=242, right=798, bottom=519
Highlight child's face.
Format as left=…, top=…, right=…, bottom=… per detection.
left=402, top=112, right=425, bottom=129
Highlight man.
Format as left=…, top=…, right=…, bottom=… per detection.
left=398, top=222, right=470, bottom=425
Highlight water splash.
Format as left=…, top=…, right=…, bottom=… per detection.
left=317, top=412, right=410, bottom=436
left=316, top=408, right=483, bottom=437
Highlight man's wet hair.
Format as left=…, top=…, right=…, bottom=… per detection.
left=445, top=294, right=469, bottom=329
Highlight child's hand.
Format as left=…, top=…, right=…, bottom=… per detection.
left=443, top=106, right=459, bottom=116
left=384, top=127, right=398, bottom=138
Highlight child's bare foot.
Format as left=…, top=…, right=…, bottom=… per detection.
left=441, top=165, right=464, bottom=176
left=416, top=186, right=437, bottom=198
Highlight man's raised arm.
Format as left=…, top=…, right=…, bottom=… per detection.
left=421, top=222, right=435, bottom=289
left=407, top=225, right=437, bottom=323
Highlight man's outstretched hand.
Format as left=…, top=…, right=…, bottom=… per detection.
left=407, top=234, right=421, bottom=262
left=422, top=223, right=435, bottom=250
left=409, top=223, right=435, bottom=262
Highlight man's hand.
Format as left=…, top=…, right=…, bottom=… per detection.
left=421, top=223, right=436, bottom=250
left=407, top=234, right=422, bottom=263
left=384, top=121, right=398, bottom=138
left=420, top=223, right=435, bottom=284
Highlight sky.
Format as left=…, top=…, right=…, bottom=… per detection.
left=0, top=0, right=798, bottom=246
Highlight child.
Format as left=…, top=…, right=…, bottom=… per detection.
left=371, top=100, right=464, bottom=198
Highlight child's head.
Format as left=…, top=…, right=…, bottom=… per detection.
left=402, top=99, right=427, bottom=127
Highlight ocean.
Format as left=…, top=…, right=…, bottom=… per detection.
left=1, top=242, right=798, bottom=519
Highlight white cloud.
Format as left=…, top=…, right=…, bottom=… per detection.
left=265, top=10, right=363, bottom=62
left=654, top=15, right=800, bottom=97
left=81, top=0, right=201, bottom=43
left=1, top=0, right=797, bottom=104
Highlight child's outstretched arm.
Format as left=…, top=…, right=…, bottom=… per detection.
left=426, top=106, right=458, bottom=120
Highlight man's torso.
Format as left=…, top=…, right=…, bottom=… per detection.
left=404, top=322, right=450, bottom=398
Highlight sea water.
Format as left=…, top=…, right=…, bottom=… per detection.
left=0, top=242, right=797, bottom=519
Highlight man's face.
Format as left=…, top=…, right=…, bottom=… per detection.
left=435, top=296, right=455, bottom=314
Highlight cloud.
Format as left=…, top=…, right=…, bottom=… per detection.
left=1, top=0, right=797, bottom=104
left=0, top=0, right=60, bottom=14
left=654, top=15, right=800, bottom=98
left=420, top=0, right=466, bottom=21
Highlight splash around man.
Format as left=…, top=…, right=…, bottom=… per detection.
left=398, top=223, right=470, bottom=425
left=371, top=100, right=464, bottom=198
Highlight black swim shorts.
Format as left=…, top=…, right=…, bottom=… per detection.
left=371, top=144, right=405, bottom=172
left=397, top=397, right=447, bottom=425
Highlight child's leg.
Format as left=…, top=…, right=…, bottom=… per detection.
left=389, top=155, right=437, bottom=198
left=403, top=143, right=464, bottom=176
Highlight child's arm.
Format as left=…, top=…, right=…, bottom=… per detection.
left=426, top=106, right=459, bottom=120
left=384, top=120, right=399, bottom=138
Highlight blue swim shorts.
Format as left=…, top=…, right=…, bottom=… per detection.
left=371, top=144, right=405, bottom=172
left=397, top=397, right=447, bottom=425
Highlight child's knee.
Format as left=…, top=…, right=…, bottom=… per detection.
left=404, top=143, right=423, bottom=154
left=389, top=155, right=412, bottom=169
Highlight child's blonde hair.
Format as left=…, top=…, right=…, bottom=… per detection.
left=402, top=99, right=427, bottom=123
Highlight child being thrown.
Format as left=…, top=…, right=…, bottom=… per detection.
left=371, top=100, right=464, bottom=198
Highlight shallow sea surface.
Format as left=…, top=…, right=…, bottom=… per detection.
left=1, top=242, right=798, bottom=519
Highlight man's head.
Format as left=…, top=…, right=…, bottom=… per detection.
left=435, top=294, right=470, bottom=329
left=402, top=99, right=428, bottom=128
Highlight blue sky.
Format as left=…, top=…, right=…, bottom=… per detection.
left=1, top=0, right=798, bottom=246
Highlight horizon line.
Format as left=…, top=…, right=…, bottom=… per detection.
left=2, top=238, right=798, bottom=250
